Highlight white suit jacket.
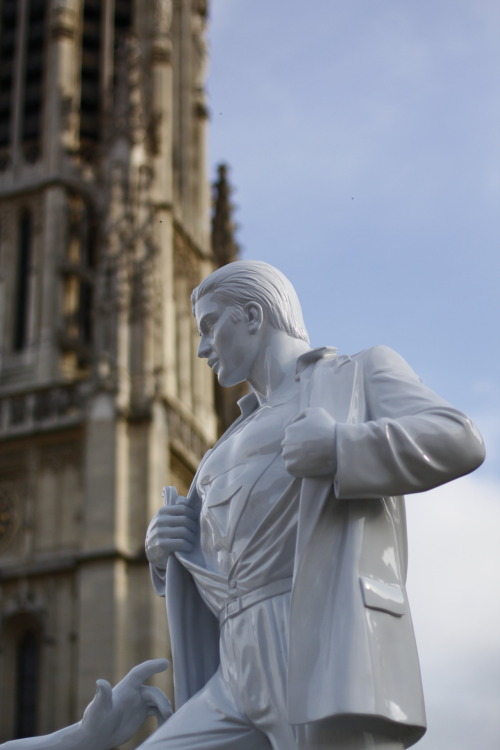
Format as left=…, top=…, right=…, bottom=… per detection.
left=152, top=346, right=485, bottom=748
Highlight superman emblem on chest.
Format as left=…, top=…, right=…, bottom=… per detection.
left=197, top=403, right=295, bottom=558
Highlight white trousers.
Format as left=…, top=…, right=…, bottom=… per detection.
left=138, top=593, right=404, bottom=750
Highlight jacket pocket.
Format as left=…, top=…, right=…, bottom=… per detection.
left=359, top=576, right=406, bottom=617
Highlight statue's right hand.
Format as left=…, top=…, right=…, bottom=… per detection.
left=145, top=489, right=198, bottom=567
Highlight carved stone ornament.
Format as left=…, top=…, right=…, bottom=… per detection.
left=194, top=0, right=208, bottom=18
left=51, top=0, right=77, bottom=37
left=60, top=95, right=77, bottom=132
left=0, top=488, right=18, bottom=551
left=154, top=0, right=173, bottom=35
left=52, top=0, right=74, bottom=10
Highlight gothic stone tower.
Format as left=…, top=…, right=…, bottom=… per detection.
left=0, top=0, right=232, bottom=744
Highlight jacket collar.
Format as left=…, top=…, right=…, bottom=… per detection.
left=295, top=346, right=338, bottom=375
left=236, top=346, right=338, bottom=417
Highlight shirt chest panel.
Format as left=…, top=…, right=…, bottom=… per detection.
left=197, top=400, right=298, bottom=564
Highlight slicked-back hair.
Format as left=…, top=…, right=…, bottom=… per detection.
left=191, top=260, right=310, bottom=344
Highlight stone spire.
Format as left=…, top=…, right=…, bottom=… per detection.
left=210, top=164, right=244, bottom=433
left=211, top=163, right=239, bottom=266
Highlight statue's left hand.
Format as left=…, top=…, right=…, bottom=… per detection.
left=282, top=407, right=337, bottom=477
left=80, top=658, right=172, bottom=749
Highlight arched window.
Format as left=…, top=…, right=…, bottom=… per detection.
left=79, top=0, right=132, bottom=161
left=15, top=629, right=40, bottom=738
left=0, top=0, right=47, bottom=167
left=0, top=0, right=18, bottom=167
left=60, top=194, right=97, bottom=371
left=21, top=0, right=48, bottom=163
left=13, top=210, right=33, bottom=352
left=0, top=614, right=42, bottom=740
left=74, top=199, right=97, bottom=349
left=79, top=0, right=102, bottom=156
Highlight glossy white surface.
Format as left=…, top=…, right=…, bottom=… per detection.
left=143, top=261, right=485, bottom=749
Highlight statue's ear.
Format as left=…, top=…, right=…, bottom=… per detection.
left=244, top=302, right=264, bottom=333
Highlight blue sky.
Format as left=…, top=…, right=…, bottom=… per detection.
left=207, top=2, right=499, bottom=748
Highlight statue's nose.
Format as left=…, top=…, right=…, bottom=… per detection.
left=198, top=336, right=211, bottom=358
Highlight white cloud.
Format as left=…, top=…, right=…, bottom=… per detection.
left=465, top=402, right=500, bottom=482
left=406, top=475, right=500, bottom=749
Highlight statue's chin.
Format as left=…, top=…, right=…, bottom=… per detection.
left=217, top=369, right=245, bottom=389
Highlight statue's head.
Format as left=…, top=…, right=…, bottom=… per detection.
left=191, top=260, right=310, bottom=344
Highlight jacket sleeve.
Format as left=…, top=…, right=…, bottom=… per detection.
left=334, top=345, right=485, bottom=499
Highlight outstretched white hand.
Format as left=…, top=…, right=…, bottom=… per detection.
left=80, top=658, right=172, bottom=749
left=0, top=659, right=172, bottom=750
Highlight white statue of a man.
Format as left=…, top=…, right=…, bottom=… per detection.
left=141, top=260, right=485, bottom=749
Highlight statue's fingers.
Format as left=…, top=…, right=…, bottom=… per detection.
left=94, top=679, right=113, bottom=711
left=281, top=439, right=298, bottom=459
left=126, top=658, right=169, bottom=684
left=287, top=410, right=308, bottom=425
left=162, top=486, right=179, bottom=506
left=83, top=678, right=113, bottom=723
left=141, top=686, right=173, bottom=724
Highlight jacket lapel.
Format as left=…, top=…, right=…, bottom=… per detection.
left=294, top=353, right=359, bottom=567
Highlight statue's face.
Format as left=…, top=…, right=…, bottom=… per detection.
left=194, top=293, right=258, bottom=387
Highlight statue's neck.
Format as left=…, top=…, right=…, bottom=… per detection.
left=249, top=332, right=311, bottom=407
